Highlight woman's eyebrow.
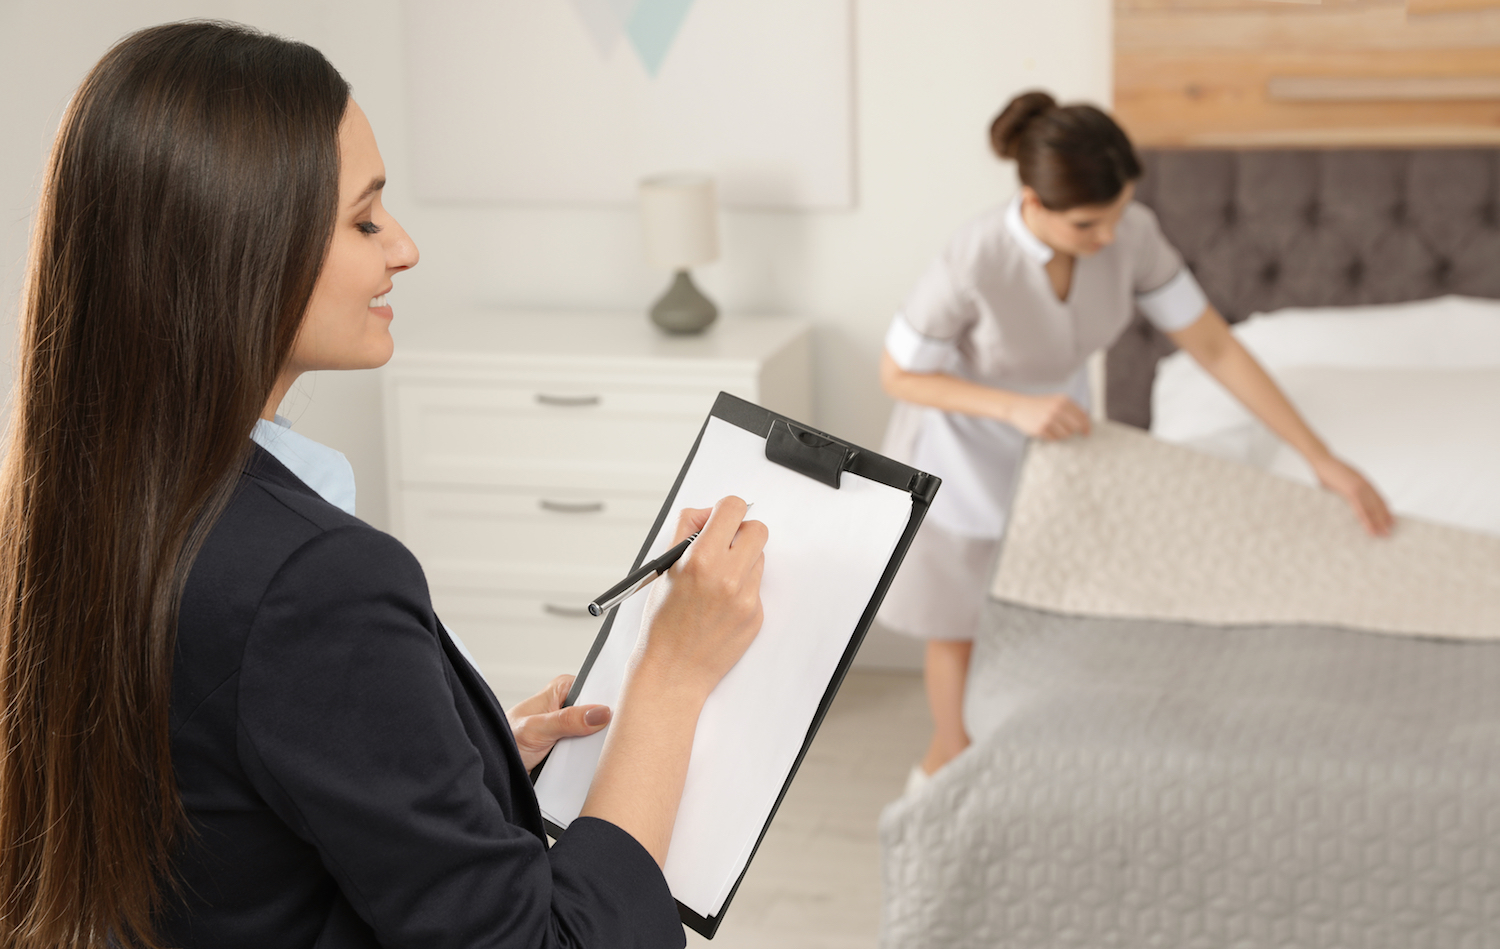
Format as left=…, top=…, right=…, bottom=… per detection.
left=350, top=177, right=385, bottom=206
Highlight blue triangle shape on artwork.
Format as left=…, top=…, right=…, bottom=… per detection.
left=625, top=0, right=696, bottom=77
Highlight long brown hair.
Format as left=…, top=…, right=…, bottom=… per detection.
left=990, top=90, right=1142, bottom=211
left=0, top=22, right=348, bottom=948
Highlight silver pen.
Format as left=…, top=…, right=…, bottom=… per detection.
left=587, top=503, right=753, bottom=617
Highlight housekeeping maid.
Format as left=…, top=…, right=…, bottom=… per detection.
left=877, top=90, right=1392, bottom=789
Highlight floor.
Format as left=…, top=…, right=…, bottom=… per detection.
left=685, top=669, right=931, bottom=949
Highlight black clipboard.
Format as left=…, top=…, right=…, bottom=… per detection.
left=532, top=392, right=939, bottom=939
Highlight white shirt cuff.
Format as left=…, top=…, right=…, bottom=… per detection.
left=1136, top=268, right=1208, bottom=333
left=884, top=313, right=955, bottom=372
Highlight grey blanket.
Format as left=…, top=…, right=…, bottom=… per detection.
left=881, top=601, right=1500, bottom=948
left=879, top=426, right=1500, bottom=948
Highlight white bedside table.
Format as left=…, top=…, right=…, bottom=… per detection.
left=383, top=311, right=812, bottom=704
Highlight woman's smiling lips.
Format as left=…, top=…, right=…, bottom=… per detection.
left=369, top=289, right=393, bottom=320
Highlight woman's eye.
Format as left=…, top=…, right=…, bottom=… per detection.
left=356, top=221, right=383, bottom=235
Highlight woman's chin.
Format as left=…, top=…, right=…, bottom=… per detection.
left=337, top=335, right=395, bottom=371
left=366, top=338, right=396, bottom=369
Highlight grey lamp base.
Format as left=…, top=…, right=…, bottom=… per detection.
left=649, top=269, right=718, bottom=335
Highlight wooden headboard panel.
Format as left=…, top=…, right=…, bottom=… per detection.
left=1107, top=148, right=1500, bottom=429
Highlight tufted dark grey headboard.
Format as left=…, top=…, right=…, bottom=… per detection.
left=1107, top=148, right=1500, bottom=429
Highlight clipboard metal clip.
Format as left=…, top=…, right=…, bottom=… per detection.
left=764, top=419, right=857, bottom=489
left=909, top=471, right=940, bottom=505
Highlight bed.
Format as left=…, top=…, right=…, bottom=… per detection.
left=878, top=149, right=1500, bottom=948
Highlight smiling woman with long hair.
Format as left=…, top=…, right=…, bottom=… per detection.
left=0, top=22, right=765, bottom=949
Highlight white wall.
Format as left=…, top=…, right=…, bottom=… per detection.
left=0, top=0, right=1110, bottom=667
left=396, top=0, right=1114, bottom=453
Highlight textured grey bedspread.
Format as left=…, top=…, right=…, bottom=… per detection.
left=880, top=599, right=1500, bottom=948
left=880, top=425, right=1500, bottom=947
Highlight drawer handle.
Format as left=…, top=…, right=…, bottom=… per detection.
left=539, top=499, right=605, bottom=514
left=536, top=393, right=601, bottom=408
left=543, top=603, right=594, bottom=619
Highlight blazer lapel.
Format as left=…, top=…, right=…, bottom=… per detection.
left=434, top=620, right=549, bottom=835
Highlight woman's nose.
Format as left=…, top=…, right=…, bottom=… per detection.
left=387, top=219, right=419, bottom=272
left=389, top=240, right=418, bottom=271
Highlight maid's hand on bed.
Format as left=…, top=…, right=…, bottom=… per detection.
left=1009, top=393, right=1091, bottom=441
left=1311, top=454, right=1394, bottom=537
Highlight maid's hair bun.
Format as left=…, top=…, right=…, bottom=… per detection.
left=986, top=90, right=1141, bottom=211
left=990, top=90, right=1057, bottom=160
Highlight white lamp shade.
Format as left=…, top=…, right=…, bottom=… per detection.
left=639, top=174, right=719, bottom=270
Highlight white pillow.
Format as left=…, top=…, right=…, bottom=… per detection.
left=1150, top=296, right=1500, bottom=536
left=1153, top=295, right=1500, bottom=466
left=1207, top=295, right=1500, bottom=370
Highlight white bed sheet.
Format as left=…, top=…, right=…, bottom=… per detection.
left=1151, top=295, right=1500, bottom=536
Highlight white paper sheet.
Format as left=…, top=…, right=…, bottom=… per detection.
left=534, top=416, right=913, bottom=918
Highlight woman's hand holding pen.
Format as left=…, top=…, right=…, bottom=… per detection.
left=633, top=496, right=768, bottom=700
left=579, top=496, right=767, bottom=867
left=1007, top=393, right=1091, bottom=441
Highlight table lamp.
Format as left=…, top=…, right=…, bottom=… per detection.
left=639, top=174, right=719, bottom=334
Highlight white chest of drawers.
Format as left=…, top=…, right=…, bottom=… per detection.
left=382, top=311, right=812, bottom=705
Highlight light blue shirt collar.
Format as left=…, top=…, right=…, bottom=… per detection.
left=250, top=415, right=357, bottom=516
left=1005, top=194, right=1055, bottom=265
left=247, top=416, right=483, bottom=672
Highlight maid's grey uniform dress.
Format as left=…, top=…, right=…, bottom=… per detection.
left=878, top=196, right=1208, bottom=641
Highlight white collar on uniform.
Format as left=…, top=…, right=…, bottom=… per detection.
left=1005, top=194, right=1055, bottom=265
left=250, top=415, right=357, bottom=516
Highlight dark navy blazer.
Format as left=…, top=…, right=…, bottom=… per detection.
left=162, top=445, right=683, bottom=948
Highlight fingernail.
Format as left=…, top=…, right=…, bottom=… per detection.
left=584, top=706, right=611, bottom=727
